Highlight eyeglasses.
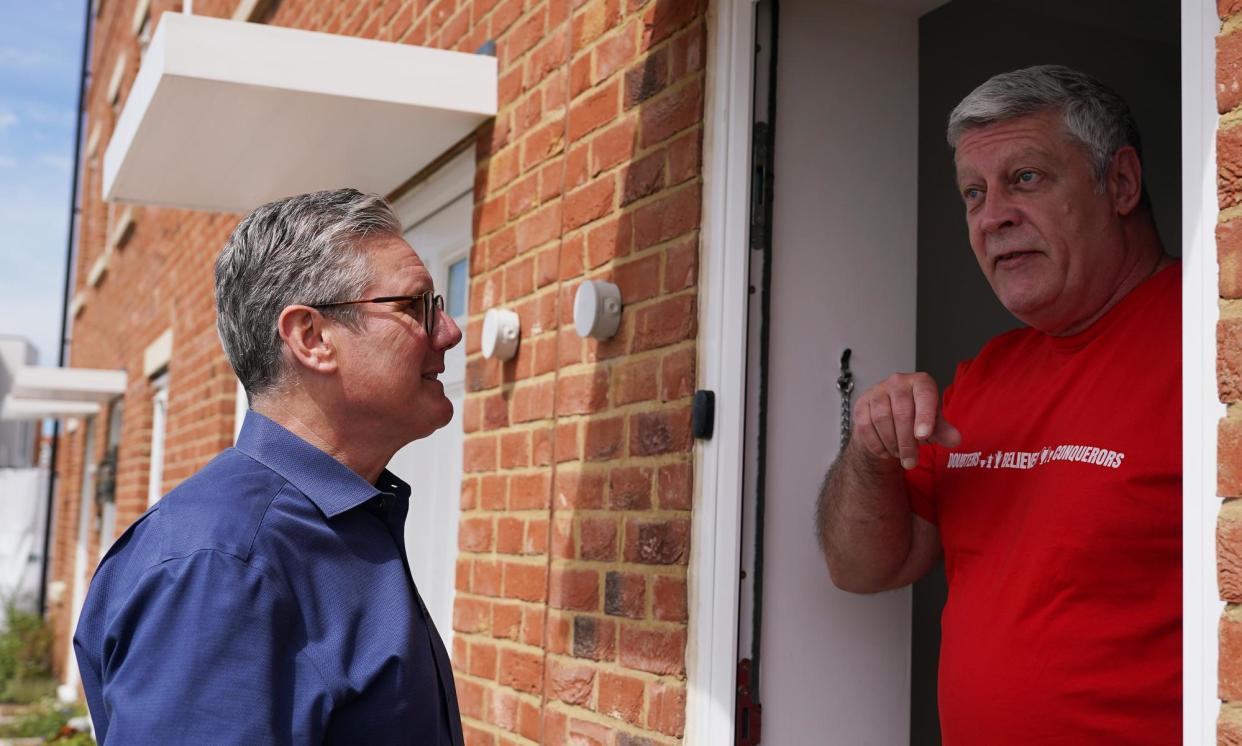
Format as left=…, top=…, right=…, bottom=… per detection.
left=308, top=290, right=445, bottom=337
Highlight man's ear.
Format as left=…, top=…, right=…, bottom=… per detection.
left=1107, top=145, right=1143, bottom=216
left=276, top=305, right=339, bottom=375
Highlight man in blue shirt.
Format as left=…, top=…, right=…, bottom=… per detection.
left=73, top=188, right=465, bottom=744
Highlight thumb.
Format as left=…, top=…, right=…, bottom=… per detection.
left=928, top=413, right=961, bottom=448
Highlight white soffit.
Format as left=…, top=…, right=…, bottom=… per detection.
left=11, top=366, right=127, bottom=403
left=1, top=397, right=101, bottom=421
left=103, top=14, right=497, bottom=213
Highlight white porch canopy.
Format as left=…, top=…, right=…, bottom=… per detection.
left=103, top=13, right=497, bottom=213
left=0, top=367, right=128, bottom=421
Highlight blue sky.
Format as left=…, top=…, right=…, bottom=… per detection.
left=0, top=1, right=86, bottom=367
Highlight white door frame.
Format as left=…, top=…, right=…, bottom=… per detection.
left=690, top=0, right=1222, bottom=743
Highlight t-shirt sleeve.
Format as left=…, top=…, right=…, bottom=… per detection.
left=83, top=549, right=329, bottom=745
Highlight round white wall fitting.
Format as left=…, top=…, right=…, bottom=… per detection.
left=481, top=308, right=520, bottom=360
left=573, top=280, right=623, bottom=340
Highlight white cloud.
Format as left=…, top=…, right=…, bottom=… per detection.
left=0, top=110, right=16, bottom=131
left=37, top=154, right=70, bottom=172
left=0, top=46, right=47, bottom=70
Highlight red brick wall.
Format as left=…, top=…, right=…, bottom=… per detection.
left=51, top=1, right=705, bottom=742
left=1224, top=2, right=1242, bottom=743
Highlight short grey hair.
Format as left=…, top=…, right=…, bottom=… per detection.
left=215, top=188, right=401, bottom=397
left=947, top=65, right=1143, bottom=187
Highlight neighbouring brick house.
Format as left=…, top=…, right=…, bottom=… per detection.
left=16, top=0, right=1240, bottom=743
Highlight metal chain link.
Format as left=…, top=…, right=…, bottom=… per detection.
left=836, top=349, right=854, bottom=449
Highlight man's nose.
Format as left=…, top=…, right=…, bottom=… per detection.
left=434, top=309, right=463, bottom=351
left=976, top=189, right=1021, bottom=234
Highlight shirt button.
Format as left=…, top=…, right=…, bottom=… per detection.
left=378, top=496, right=391, bottom=511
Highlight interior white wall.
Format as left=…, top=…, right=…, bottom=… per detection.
left=756, top=2, right=920, bottom=743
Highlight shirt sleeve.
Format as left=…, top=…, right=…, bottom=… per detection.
left=83, top=549, right=331, bottom=745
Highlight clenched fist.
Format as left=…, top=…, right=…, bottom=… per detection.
left=851, top=372, right=962, bottom=469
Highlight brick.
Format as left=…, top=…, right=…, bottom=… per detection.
left=573, top=614, right=617, bottom=660
left=609, top=466, right=652, bottom=510
left=604, top=571, right=645, bottom=618
left=641, top=0, right=704, bottom=48
left=529, top=28, right=569, bottom=88
left=614, top=251, right=662, bottom=303
left=568, top=717, right=611, bottom=746
left=647, top=681, right=686, bottom=737
left=516, top=201, right=563, bottom=253
left=1221, top=220, right=1242, bottom=298
left=481, top=474, right=508, bottom=511
left=510, top=471, right=551, bottom=509
left=624, top=517, right=690, bottom=565
left=555, top=468, right=606, bottom=509
left=524, top=116, right=567, bottom=172
left=497, top=516, right=525, bottom=554
left=461, top=479, right=479, bottom=511
left=503, top=561, right=548, bottom=602
left=569, top=79, right=621, bottom=141
left=506, top=173, right=540, bottom=221
left=620, top=150, right=666, bottom=206
left=1227, top=315, right=1242, bottom=399
left=632, top=183, right=701, bottom=251
left=630, top=406, right=692, bottom=456
left=664, top=234, right=699, bottom=293
left=660, top=345, right=695, bottom=401
left=460, top=516, right=494, bottom=552
left=580, top=516, right=619, bottom=561
left=1223, top=125, right=1242, bottom=209
left=493, top=602, right=523, bottom=640
left=526, top=517, right=550, bottom=555
left=521, top=605, right=546, bottom=647
left=1222, top=501, right=1242, bottom=602
left=652, top=574, right=687, bottom=622
left=633, top=295, right=696, bottom=353
left=586, top=214, right=633, bottom=268
left=546, top=658, right=596, bottom=706
left=1222, top=417, right=1242, bottom=497
left=669, top=19, right=705, bottom=80
left=457, top=676, right=489, bottom=720
left=640, top=80, right=702, bottom=148
left=624, top=47, right=668, bottom=109
left=619, top=623, right=685, bottom=676
left=1225, top=1, right=1242, bottom=18
left=512, top=380, right=555, bottom=422
left=591, top=115, right=639, bottom=176
left=563, top=174, right=616, bottom=231
left=463, top=435, right=498, bottom=472
left=557, top=369, right=611, bottom=415
left=657, top=462, right=693, bottom=510
left=483, top=393, right=511, bottom=429
left=491, top=687, right=519, bottom=731
left=1224, top=28, right=1242, bottom=114
left=469, top=639, right=498, bottom=679
left=585, top=416, right=626, bottom=460
left=571, top=0, right=621, bottom=49
left=598, top=671, right=645, bottom=726
left=500, top=431, right=530, bottom=468
left=550, top=567, right=600, bottom=611
left=613, top=356, right=659, bottom=405
left=454, top=597, right=490, bottom=633
left=593, top=21, right=637, bottom=85
left=474, top=559, right=503, bottom=597
left=498, top=647, right=544, bottom=695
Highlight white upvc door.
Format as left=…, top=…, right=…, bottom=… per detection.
left=388, top=149, right=473, bottom=643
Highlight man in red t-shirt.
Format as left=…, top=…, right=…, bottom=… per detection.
left=816, top=65, right=1180, bottom=744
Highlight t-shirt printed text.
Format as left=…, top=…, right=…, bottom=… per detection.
left=945, top=444, right=1126, bottom=471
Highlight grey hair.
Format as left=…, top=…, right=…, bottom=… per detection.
left=947, top=65, right=1142, bottom=187
left=215, top=188, right=400, bottom=397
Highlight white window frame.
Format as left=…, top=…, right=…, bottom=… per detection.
left=147, top=372, right=168, bottom=507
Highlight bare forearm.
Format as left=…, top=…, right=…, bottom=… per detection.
left=817, top=439, right=914, bottom=593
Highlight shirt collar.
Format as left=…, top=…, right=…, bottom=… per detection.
left=234, top=410, right=411, bottom=519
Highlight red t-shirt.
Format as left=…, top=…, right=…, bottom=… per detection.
left=905, top=263, right=1181, bottom=745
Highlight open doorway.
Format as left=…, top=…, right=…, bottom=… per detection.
left=737, top=0, right=1181, bottom=743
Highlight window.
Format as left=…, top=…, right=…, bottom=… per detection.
left=147, top=374, right=168, bottom=507
left=446, top=256, right=468, bottom=319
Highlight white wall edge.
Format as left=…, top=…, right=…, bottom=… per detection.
left=686, top=0, right=755, bottom=743
left=1183, top=0, right=1223, bottom=742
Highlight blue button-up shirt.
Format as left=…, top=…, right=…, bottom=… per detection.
left=74, top=411, right=463, bottom=745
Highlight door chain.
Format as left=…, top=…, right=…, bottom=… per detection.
left=837, top=349, right=854, bottom=449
